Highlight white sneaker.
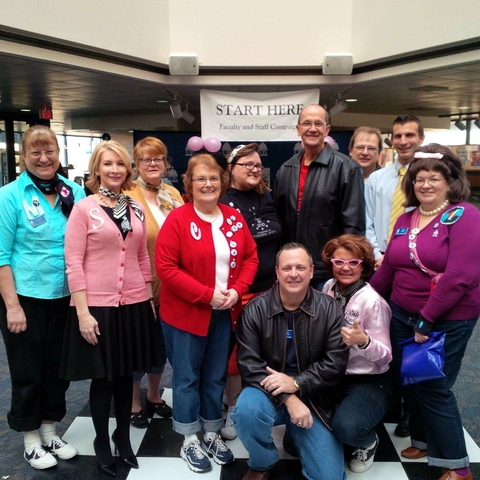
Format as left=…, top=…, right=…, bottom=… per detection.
left=221, top=410, right=237, bottom=440
left=43, top=435, right=78, bottom=460
left=202, top=433, right=235, bottom=465
left=349, top=434, right=379, bottom=473
left=24, top=444, right=57, bottom=469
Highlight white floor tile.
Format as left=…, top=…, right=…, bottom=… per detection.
left=127, top=457, right=222, bottom=479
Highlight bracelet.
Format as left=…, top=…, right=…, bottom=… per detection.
left=149, top=296, right=154, bottom=302
left=359, top=335, right=371, bottom=350
left=414, top=316, right=433, bottom=335
left=293, top=378, right=300, bottom=391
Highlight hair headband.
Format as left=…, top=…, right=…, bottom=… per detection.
left=414, top=152, right=444, bottom=159
left=227, top=145, right=246, bottom=164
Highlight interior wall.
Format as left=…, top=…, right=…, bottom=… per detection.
left=0, top=0, right=171, bottom=62
left=351, top=0, right=480, bottom=63
left=1, top=0, right=478, bottom=68
left=168, top=0, right=352, bottom=66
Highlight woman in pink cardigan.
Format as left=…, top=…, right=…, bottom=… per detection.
left=61, top=141, right=158, bottom=477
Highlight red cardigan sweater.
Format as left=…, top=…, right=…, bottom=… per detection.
left=155, top=202, right=258, bottom=336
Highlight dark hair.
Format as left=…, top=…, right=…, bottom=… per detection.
left=228, top=143, right=270, bottom=194
left=392, top=114, right=424, bottom=138
left=403, top=144, right=470, bottom=207
left=275, top=242, right=313, bottom=267
left=349, top=126, right=383, bottom=153
left=183, top=153, right=228, bottom=201
left=321, top=234, right=375, bottom=278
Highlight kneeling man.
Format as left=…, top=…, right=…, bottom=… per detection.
left=232, top=243, right=348, bottom=480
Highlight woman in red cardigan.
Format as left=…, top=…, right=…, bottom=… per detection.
left=155, top=154, right=258, bottom=474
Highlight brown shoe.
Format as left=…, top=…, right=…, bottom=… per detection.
left=401, top=446, right=428, bottom=459
left=439, top=469, right=473, bottom=480
left=243, top=467, right=272, bottom=480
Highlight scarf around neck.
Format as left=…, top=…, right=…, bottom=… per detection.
left=332, top=278, right=365, bottom=310
left=26, top=169, right=75, bottom=218
left=137, top=176, right=182, bottom=215
left=99, top=185, right=145, bottom=224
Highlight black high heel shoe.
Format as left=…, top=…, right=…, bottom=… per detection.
left=111, top=430, right=138, bottom=469
left=93, top=437, right=116, bottom=477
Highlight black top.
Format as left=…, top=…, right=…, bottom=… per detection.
left=220, top=188, right=282, bottom=292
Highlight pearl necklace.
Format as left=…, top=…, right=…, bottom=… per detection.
left=419, top=199, right=449, bottom=216
left=98, top=193, right=117, bottom=209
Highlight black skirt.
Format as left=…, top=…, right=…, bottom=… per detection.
left=60, top=300, right=160, bottom=382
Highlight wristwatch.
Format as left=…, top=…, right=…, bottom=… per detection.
left=293, top=378, right=300, bottom=391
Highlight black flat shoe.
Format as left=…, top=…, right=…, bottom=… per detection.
left=130, top=409, right=149, bottom=429
left=145, top=398, right=173, bottom=418
left=93, top=437, right=116, bottom=477
left=111, top=430, right=138, bottom=469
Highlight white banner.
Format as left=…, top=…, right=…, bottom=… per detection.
left=200, top=88, right=320, bottom=141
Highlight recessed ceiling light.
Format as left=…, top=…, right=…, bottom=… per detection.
left=21, top=108, right=31, bottom=112
left=345, top=98, right=357, bottom=102
left=157, top=100, right=168, bottom=103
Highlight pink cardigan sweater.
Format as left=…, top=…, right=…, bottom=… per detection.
left=65, top=196, right=151, bottom=307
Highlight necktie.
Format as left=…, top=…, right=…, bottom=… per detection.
left=388, top=166, right=407, bottom=241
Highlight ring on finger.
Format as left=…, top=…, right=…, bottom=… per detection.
left=297, top=421, right=302, bottom=426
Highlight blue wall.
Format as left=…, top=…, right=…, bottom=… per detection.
left=134, top=130, right=354, bottom=194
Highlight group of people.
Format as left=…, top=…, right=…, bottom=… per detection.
left=0, top=104, right=478, bottom=480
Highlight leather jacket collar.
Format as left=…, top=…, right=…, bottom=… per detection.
left=267, top=283, right=316, bottom=318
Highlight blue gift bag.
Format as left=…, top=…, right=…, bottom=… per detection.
left=399, top=331, right=446, bottom=386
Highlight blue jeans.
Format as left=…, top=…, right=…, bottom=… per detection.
left=232, top=386, right=346, bottom=480
left=332, top=372, right=391, bottom=448
left=161, top=310, right=231, bottom=435
left=389, top=301, right=476, bottom=469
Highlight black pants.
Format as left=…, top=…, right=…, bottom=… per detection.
left=0, top=295, right=70, bottom=432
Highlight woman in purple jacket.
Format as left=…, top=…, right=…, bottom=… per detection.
left=370, top=144, right=479, bottom=480
left=322, top=234, right=392, bottom=474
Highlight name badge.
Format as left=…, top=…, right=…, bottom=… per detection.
left=286, top=329, right=293, bottom=339
left=395, top=227, right=409, bottom=235
left=29, top=215, right=47, bottom=227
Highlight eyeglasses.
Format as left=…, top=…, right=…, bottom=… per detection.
left=298, top=121, right=327, bottom=129
left=353, top=146, right=379, bottom=153
left=331, top=258, right=363, bottom=268
left=192, top=176, right=221, bottom=185
left=235, top=162, right=264, bottom=171
left=28, top=149, right=58, bottom=159
left=413, top=177, right=445, bottom=187
left=140, top=157, right=165, bottom=165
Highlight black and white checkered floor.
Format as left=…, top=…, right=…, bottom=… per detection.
left=31, top=389, right=480, bottom=479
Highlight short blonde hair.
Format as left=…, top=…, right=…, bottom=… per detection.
left=86, top=141, right=134, bottom=193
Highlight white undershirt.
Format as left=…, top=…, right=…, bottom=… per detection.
left=146, top=199, right=167, bottom=227
left=194, top=207, right=230, bottom=296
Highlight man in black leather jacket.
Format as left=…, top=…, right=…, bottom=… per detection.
left=231, top=243, right=348, bottom=480
left=275, top=105, right=365, bottom=289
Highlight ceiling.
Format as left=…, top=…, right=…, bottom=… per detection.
left=1, top=49, right=480, bottom=135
